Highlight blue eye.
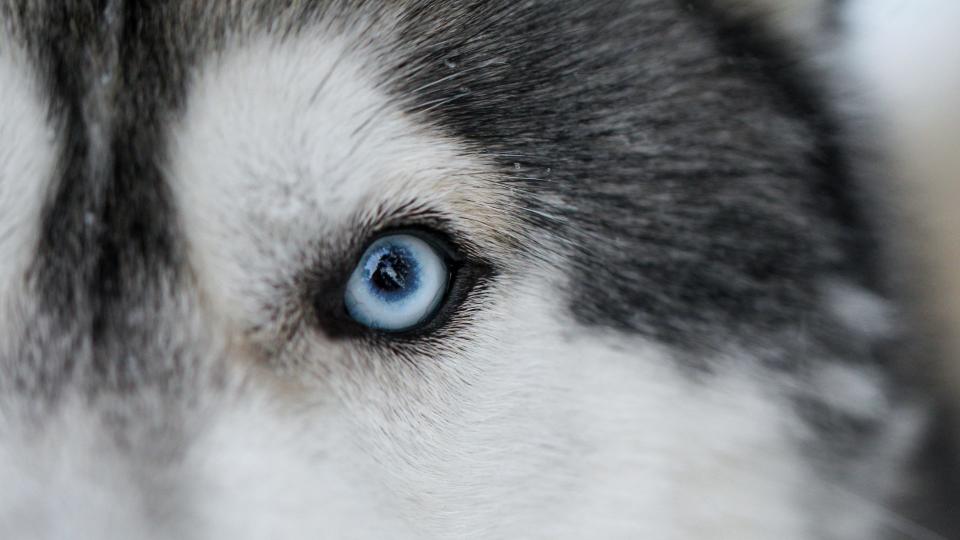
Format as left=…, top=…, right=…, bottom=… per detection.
left=344, top=234, right=450, bottom=332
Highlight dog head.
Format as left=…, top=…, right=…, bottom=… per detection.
left=0, top=2, right=951, bottom=538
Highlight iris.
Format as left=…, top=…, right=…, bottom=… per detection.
left=344, top=234, right=449, bottom=332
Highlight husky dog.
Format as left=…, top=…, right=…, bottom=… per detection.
left=0, top=0, right=956, bottom=538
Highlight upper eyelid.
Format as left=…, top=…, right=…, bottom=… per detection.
left=352, top=203, right=488, bottom=264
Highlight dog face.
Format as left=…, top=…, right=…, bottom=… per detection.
left=0, top=1, right=950, bottom=538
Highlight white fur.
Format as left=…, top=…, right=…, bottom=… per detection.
left=0, top=43, right=58, bottom=329
left=189, top=303, right=818, bottom=539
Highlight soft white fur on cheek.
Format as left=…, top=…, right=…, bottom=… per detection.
left=426, top=293, right=812, bottom=539
left=144, top=277, right=904, bottom=540
left=307, top=269, right=918, bottom=539
left=251, top=273, right=817, bottom=539
left=0, top=44, right=57, bottom=328
left=184, top=390, right=423, bottom=540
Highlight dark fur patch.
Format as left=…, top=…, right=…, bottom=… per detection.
left=388, top=0, right=879, bottom=349
left=16, top=1, right=195, bottom=394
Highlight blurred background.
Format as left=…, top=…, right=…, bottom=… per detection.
left=842, top=0, right=960, bottom=422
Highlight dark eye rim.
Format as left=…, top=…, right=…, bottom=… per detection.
left=310, top=225, right=491, bottom=341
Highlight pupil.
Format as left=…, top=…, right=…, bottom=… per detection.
left=371, top=250, right=411, bottom=293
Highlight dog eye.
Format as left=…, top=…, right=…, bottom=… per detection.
left=344, top=233, right=450, bottom=332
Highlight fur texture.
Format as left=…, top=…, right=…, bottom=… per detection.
left=0, top=1, right=955, bottom=538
